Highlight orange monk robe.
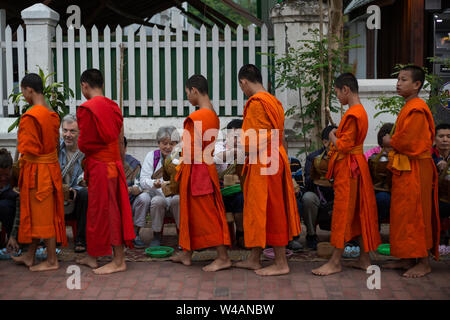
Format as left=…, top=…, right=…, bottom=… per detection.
left=326, top=104, right=380, bottom=252
left=175, top=108, right=231, bottom=251
left=388, top=97, right=440, bottom=259
left=241, top=92, right=301, bottom=249
left=17, top=105, right=67, bottom=246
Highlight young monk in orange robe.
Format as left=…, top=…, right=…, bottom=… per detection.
left=384, top=66, right=440, bottom=278
left=234, top=64, right=301, bottom=276
left=171, top=74, right=232, bottom=272
left=75, top=69, right=135, bottom=275
left=312, top=73, right=381, bottom=276
left=12, top=73, right=67, bottom=272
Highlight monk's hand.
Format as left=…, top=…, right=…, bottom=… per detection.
left=154, top=179, right=162, bottom=189
left=437, top=160, right=447, bottom=172
left=7, top=237, right=19, bottom=252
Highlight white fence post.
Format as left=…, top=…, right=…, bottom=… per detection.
left=152, top=26, right=160, bottom=116
left=21, top=3, right=59, bottom=77
left=224, top=25, right=231, bottom=116
left=115, top=25, right=123, bottom=106
left=104, top=26, right=112, bottom=99
left=127, top=27, right=135, bottom=116
left=176, top=24, right=183, bottom=116
left=200, top=25, right=207, bottom=78
left=236, top=25, right=244, bottom=115
left=164, top=26, right=171, bottom=115
left=139, top=27, right=147, bottom=116
left=0, top=9, right=5, bottom=116
left=212, top=25, right=219, bottom=110
left=68, top=25, right=76, bottom=113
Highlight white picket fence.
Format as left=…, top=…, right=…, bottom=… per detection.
left=0, top=23, right=274, bottom=117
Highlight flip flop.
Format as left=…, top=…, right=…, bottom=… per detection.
left=74, top=243, right=86, bottom=253
left=0, top=248, right=22, bottom=260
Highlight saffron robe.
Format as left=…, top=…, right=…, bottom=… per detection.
left=326, top=104, right=381, bottom=251
left=388, top=97, right=440, bottom=259
left=77, top=96, right=135, bottom=257
left=17, top=105, right=67, bottom=246
left=176, top=108, right=231, bottom=251
left=241, top=91, right=301, bottom=248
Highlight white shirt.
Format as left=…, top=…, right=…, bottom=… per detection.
left=214, top=140, right=230, bottom=175
left=140, top=149, right=164, bottom=191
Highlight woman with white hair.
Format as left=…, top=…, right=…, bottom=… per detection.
left=134, top=126, right=180, bottom=247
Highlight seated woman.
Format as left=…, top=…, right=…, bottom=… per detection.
left=139, top=126, right=181, bottom=248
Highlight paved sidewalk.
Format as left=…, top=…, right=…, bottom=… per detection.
left=0, top=259, right=449, bottom=300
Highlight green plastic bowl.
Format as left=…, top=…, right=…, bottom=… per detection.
left=377, top=243, right=390, bottom=256
left=145, top=246, right=175, bottom=258
left=221, top=184, right=241, bottom=196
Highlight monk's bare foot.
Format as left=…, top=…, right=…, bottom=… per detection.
left=343, top=254, right=372, bottom=271
left=383, top=259, right=415, bottom=270
left=202, top=258, right=232, bottom=272
left=93, top=261, right=126, bottom=275
left=29, top=260, right=59, bottom=272
left=402, top=261, right=431, bottom=278
left=312, top=261, right=342, bottom=276
left=170, top=252, right=192, bottom=266
left=233, top=259, right=262, bottom=270
left=254, top=263, right=289, bottom=276
left=76, top=255, right=98, bottom=269
left=11, top=254, right=34, bottom=267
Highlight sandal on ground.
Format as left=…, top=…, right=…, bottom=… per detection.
left=74, top=243, right=86, bottom=253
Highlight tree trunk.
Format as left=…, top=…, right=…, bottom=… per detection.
left=319, top=0, right=326, bottom=130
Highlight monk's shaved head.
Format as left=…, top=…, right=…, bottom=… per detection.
left=334, top=73, right=359, bottom=93
left=20, top=73, right=44, bottom=94
left=400, top=65, right=425, bottom=91
left=238, top=64, right=262, bottom=84
left=80, top=68, right=104, bottom=89
left=186, top=74, right=209, bottom=95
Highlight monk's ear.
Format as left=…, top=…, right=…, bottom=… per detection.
left=413, top=80, right=422, bottom=91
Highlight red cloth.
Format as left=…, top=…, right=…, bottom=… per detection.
left=77, top=96, right=135, bottom=257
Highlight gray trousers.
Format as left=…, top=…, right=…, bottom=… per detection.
left=301, top=191, right=320, bottom=236
left=131, top=191, right=180, bottom=232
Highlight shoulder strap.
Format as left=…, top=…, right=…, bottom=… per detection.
left=153, top=149, right=161, bottom=170
left=61, top=150, right=83, bottom=179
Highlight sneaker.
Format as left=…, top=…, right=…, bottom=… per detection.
left=132, top=237, right=146, bottom=249
left=306, top=235, right=319, bottom=250
left=287, top=240, right=303, bottom=252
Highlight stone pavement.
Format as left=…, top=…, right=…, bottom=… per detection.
left=0, top=259, right=449, bottom=300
